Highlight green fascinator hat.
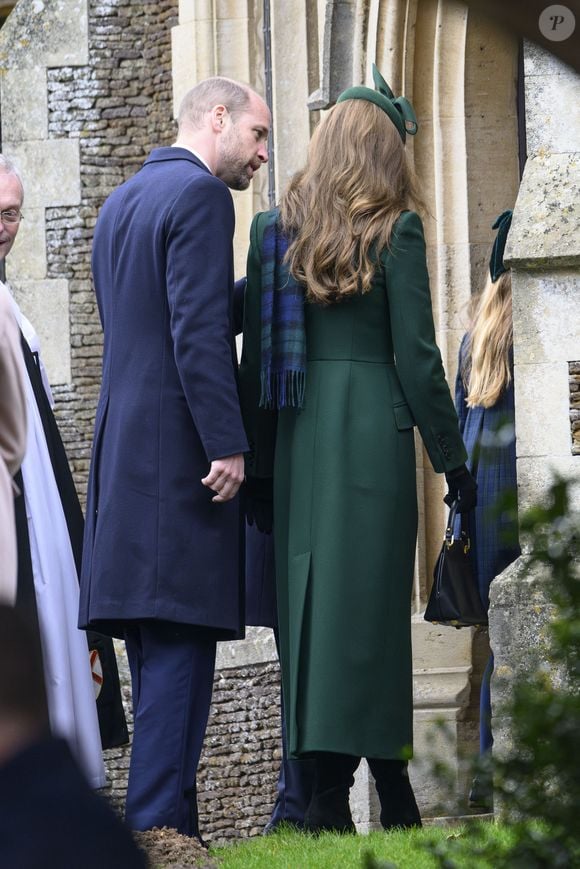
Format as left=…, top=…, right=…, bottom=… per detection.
left=489, top=209, right=513, bottom=282
left=337, top=64, right=418, bottom=143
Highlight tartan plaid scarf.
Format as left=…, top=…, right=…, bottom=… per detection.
left=259, top=211, right=307, bottom=409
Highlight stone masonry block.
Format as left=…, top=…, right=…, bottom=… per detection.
left=515, top=456, right=580, bottom=515
left=512, top=270, right=579, bottom=365
left=525, top=67, right=580, bottom=157
left=171, top=20, right=214, bottom=115
left=523, top=40, right=568, bottom=78
left=514, top=361, right=573, bottom=458
left=216, top=0, right=247, bottom=18
left=464, top=15, right=518, bottom=116
left=425, top=242, right=472, bottom=333
left=412, top=710, right=473, bottom=815
left=10, top=207, right=47, bottom=280
left=178, top=0, right=196, bottom=23
left=488, top=557, right=556, bottom=759
left=0, top=67, right=48, bottom=140
left=505, top=153, right=580, bottom=268
left=216, top=18, right=250, bottom=78
left=412, top=618, right=474, bottom=671
left=3, top=139, right=81, bottom=209
left=10, top=278, right=71, bottom=385
left=0, top=0, right=88, bottom=69
left=351, top=759, right=381, bottom=832
left=465, top=116, right=520, bottom=235
left=216, top=627, right=277, bottom=670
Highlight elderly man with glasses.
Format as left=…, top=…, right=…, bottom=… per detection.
left=0, top=179, right=27, bottom=606
left=0, top=171, right=23, bottom=263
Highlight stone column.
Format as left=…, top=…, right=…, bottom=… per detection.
left=490, top=44, right=580, bottom=754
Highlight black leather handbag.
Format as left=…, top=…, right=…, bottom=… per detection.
left=424, top=500, right=488, bottom=628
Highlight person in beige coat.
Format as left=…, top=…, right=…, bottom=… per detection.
left=0, top=154, right=107, bottom=787
left=0, top=277, right=27, bottom=604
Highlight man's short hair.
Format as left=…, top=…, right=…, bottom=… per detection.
left=0, top=154, right=24, bottom=203
left=178, top=77, right=252, bottom=130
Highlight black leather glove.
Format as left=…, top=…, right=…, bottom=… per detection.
left=244, top=476, right=273, bottom=534
left=444, top=464, right=477, bottom=513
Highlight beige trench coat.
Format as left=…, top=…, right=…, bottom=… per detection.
left=0, top=281, right=27, bottom=603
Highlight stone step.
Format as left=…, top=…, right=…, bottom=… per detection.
left=423, top=812, right=494, bottom=826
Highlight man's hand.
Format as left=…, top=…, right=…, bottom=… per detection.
left=202, top=454, right=245, bottom=503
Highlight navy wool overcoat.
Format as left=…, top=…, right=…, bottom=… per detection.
left=79, top=148, right=248, bottom=640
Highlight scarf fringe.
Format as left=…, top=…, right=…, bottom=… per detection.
left=260, top=369, right=306, bottom=410
left=259, top=211, right=307, bottom=410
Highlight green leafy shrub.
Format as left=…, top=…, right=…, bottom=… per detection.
left=428, top=476, right=580, bottom=868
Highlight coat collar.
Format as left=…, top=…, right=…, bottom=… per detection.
left=144, top=147, right=211, bottom=174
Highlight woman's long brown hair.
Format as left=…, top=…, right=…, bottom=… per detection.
left=279, top=99, right=422, bottom=305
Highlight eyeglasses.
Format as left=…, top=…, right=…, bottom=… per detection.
left=0, top=209, right=22, bottom=225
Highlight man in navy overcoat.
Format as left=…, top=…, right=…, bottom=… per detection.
left=79, top=77, right=270, bottom=837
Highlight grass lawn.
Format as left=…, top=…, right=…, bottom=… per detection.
left=211, top=822, right=513, bottom=868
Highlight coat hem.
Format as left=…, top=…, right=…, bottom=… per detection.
left=80, top=615, right=244, bottom=642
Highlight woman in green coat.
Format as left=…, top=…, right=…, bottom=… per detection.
left=240, top=69, right=476, bottom=833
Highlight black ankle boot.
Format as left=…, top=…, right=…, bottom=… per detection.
left=367, top=758, right=422, bottom=831
left=304, top=752, right=359, bottom=834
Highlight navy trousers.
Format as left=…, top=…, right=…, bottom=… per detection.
left=480, top=652, right=494, bottom=754
left=267, top=688, right=315, bottom=829
left=124, top=622, right=216, bottom=836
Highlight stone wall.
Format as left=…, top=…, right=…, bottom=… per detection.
left=490, top=43, right=580, bottom=759
left=197, top=660, right=280, bottom=843
left=571, top=362, right=580, bottom=456
left=45, top=0, right=178, bottom=501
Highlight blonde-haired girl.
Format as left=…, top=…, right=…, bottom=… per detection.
left=455, top=210, right=521, bottom=809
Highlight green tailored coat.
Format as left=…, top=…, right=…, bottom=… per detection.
left=240, top=209, right=467, bottom=760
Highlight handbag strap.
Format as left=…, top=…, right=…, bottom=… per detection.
left=444, top=500, right=471, bottom=551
